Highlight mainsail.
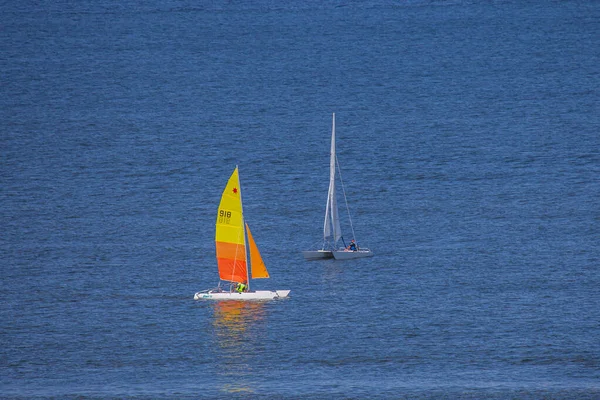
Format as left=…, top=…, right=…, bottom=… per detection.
left=323, top=113, right=342, bottom=243
left=215, top=167, right=248, bottom=284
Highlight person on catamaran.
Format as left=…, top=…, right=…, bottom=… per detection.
left=236, top=282, right=247, bottom=293
left=347, top=239, right=357, bottom=251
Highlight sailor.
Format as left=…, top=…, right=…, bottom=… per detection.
left=347, top=239, right=357, bottom=251
left=236, top=282, right=247, bottom=293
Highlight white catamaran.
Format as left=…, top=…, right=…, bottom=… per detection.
left=302, top=113, right=374, bottom=260
left=194, top=166, right=290, bottom=300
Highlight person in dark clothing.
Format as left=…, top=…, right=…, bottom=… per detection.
left=347, top=239, right=357, bottom=251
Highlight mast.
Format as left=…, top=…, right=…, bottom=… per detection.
left=329, top=113, right=341, bottom=244
left=322, top=113, right=342, bottom=249
left=237, top=164, right=251, bottom=290
left=330, top=113, right=337, bottom=243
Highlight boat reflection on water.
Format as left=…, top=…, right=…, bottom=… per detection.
left=212, top=300, right=267, bottom=339
left=211, top=301, right=267, bottom=395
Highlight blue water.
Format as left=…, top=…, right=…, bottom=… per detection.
left=2, top=1, right=599, bottom=398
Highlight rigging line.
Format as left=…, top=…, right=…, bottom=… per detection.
left=335, top=154, right=357, bottom=241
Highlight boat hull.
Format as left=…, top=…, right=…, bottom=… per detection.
left=302, top=250, right=334, bottom=260
left=194, top=290, right=290, bottom=300
left=332, top=249, right=374, bottom=260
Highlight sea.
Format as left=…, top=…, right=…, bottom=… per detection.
left=1, top=1, right=599, bottom=398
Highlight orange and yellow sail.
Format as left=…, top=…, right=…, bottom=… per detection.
left=215, top=167, right=269, bottom=285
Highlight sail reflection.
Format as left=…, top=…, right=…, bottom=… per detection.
left=212, top=301, right=266, bottom=339
left=211, top=301, right=268, bottom=394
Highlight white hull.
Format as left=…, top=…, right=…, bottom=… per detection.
left=302, top=250, right=334, bottom=260
left=194, top=290, right=290, bottom=301
left=332, top=249, right=374, bottom=260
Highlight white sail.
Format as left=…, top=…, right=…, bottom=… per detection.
left=324, top=113, right=342, bottom=243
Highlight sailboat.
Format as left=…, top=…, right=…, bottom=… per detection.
left=194, top=166, right=290, bottom=300
left=302, top=113, right=373, bottom=261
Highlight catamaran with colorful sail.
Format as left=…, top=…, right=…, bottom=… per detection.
left=302, top=113, right=373, bottom=260
left=194, top=166, right=290, bottom=300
